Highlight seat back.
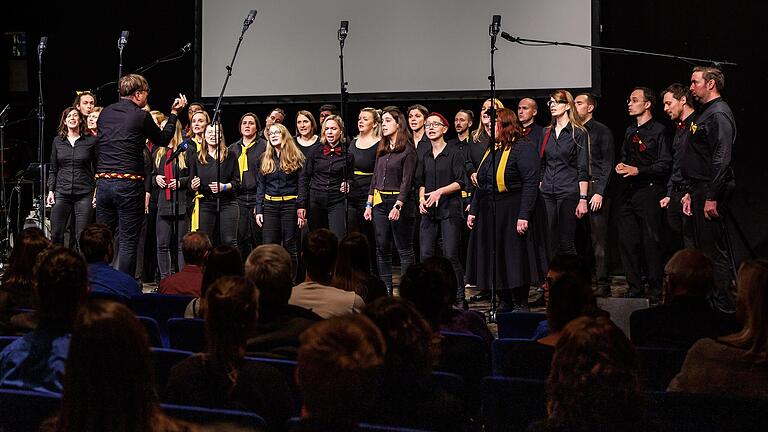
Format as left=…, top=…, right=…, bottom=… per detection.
left=437, top=331, right=489, bottom=417
left=245, top=356, right=301, bottom=415
left=636, top=346, right=687, bottom=391
left=162, top=403, right=266, bottom=430
left=151, top=347, right=193, bottom=393
left=496, top=312, right=546, bottom=339
left=0, top=336, right=20, bottom=352
left=168, top=318, right=206, bottom=353
left=481, top=377, right=546, bottom=432
left=491, top=338, right=553, bottom=379
left=130, top=294, right=194, bottom=340
left=89, top=291, right=129, bottom=303
left=137, top=315, right=165, bottom=348
left=0, top=388, right=61, bottom=431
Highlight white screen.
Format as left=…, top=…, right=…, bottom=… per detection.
left=200, top=0, right=593, bottom=98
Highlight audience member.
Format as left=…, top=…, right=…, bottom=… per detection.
left=244, top=244, right=321, bottom=358
left=185, top=245, right=243, bottom=318
left=363, top=296, right=467, bottom=431
left=289, top=229, right=364, bottom=318
left=332, top=232, right=387, bottom=304
left=41, top=300, right=196, bottom=432
left=630, top=249, right=738, bottom=349
left=668, top=258, right=768, bottom=398
left=401, top=259, right=493, bottom=349
left=0, top=228, right=50, bottom=317
left=165, top=276, right=293, bottom=430
left=532, top=254, right=595, bottom=339
left=0, top=248, right=88, bottom=393
left=79, top=223, right=142, bottom=300
left=295, top=315, right=385, bottom=431
left=529, top=316, right=647, bottom=432
left=159, top=231, right=212, bottom=296
left=538, top=272, right=603, bottom=347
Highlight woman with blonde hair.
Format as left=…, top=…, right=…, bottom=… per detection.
left=190, top=124, right=240, bottom=246
left=349, top=108, right=381, bottom=258
left=256, top=123, right=305, bottom=274
left=540, top=89, right=589, bottom=257
left=153, top=119, right=190, bottom=279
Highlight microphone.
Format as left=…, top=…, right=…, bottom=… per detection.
left=243, top=9, right=257, bottom=32
left=338, top=20, right=349, bottom=41
left=181, top=42, right=192, bottom=53
left=118, top=30, right=129, bottom=50
left=165, top=140, right=190, bottom=165
left=500, top=32, right=518, bottom=43
left=490, top=15, right=501, bottom=37
left=37, top=37, right=48, bottom=56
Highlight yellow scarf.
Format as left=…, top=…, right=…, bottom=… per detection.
left=238, top=140, right=256, bottom=181
left=190, top=136, right=204, bottom=231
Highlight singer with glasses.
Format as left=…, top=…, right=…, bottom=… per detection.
left=152, top=119, right=189, bottom=280
left=466, top=108, right=541, bottom=312
left=294, top=110, right=320, bottom=157
left=256, top=123, right=305, bottom=275
left=229, top=112, right=266, bottom=260
left=189, top=124, right=240, bottom=247
left=539, top=90, right=589, bottom=257
left=364, top=106, right=417, bottom=295
left=416, top=112, right=467, bottom=304
left=47, top=107, right=96, bottom=248
left=298, top=115, right=353, bottom=240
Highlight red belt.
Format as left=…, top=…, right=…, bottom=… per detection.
left=95, top=173, right=145, bottom=181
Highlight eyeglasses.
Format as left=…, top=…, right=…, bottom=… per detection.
left=267, top=131, right=282, bottom=136
left=424, top=122, right=445, bottom=129
left=546, top=100, right=567, bottom=108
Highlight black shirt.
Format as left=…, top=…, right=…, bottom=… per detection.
left=48, top=134, right=96, bottom=195
left=619, top=117, right=672, bottom=185
left=680, top=97, right=736, bottom=200
left=369, top=145, right=417, bottom=204
left=465, top=132, right=489, bottom=177
left=521, top=123, right=544, bottom=148
left=540, top=122, right=589, bottom=196
left=298, top=142, right=354, bottom=209
left=584, top=119, right=615, bottom=196
left=667, top=112, right=696, bottom=195
left=255, top=151, right=302, bottom=214
left=414, top=132, right=431, bottom=162
left=151, top=146, right=190, bottom=216
left=190, top=150, right=241, bottom=202
left=229, top=137, right=266, bottom=205
left=415, top=142, right=466, bottom=219
left=95, top=98, right=177, bottom=176
left=471, top=137, right=540, bottom=220
left=349, top=139, right=379, bottom=199
left=294, top=135, right=320, bottom=159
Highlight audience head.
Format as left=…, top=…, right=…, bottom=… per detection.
left=79, top=223, right=113, bottom=264
left=35, top=247, right=89, bottom=331
left=545, top=254, right=592, bottom=303
left=297, top=315, right=385, bottom=422
left=302, top=229, right=338, bottom=285
left=547, top=273, right=600, bottom=334
left=181, top=231, right=212, bottom=266
left=726, top=258, right=768, bottom=360
left=663, top=248, right=715, bottom=302
left=333, top=232, right=373, bottom=299
left=399, top=261, right=452, bottom=330
left=245, top=244, right=294, bottom=309
left=363, top=296, right=438, bottom=376
left=201, top=245, right=244, bottom=300
left=205, top=276, right=259, bottom=371
left=546, top=316, right=640, bottom=430
left=2, top=227, right=50, bottom=294
left=56, top=300, right=175, bottom=432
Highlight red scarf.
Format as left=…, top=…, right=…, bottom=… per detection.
left=164, top=148, right=175, bottom=201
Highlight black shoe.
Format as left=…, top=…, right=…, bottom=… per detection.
left=495, top=300, right=514, bottom=313
left=470, top=290, right=491, bottom=302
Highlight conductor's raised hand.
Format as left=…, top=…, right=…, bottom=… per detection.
left=171, top=94, right=188, bottom=115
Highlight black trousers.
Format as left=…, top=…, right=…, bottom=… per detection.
left=237, top=200, right=262, bottom=261
left=156, top=214, right=188, bottom=280
left=96, top=179, right=144, bottom=276
left=617, top=183, right=666, bottom=298
left=348, top=196, right=378, bottom=275
left=542, top=192, right=579, bottom=256
left=308, top=191, right=347, bottom=240
left=667, top=189, right=695, bottom=252
left=372, top=196, right=415, bottom=294
left=420, top=215, right=464, bottom=302
left=262, top=200, right=299, bottom=276
left=198, top=200, right=239, bottom=247
left=588, top=193, right=611, bottom=281
left=50, top=192, right=93, bottom=247
left=690, top=182, right=736, bottom=313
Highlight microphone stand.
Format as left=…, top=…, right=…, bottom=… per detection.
left=37, top=39, right=47, bottom=238
left=94, top=43, right=192, bottom=98
left=338, top=22, right=349, bottom=235
left=117, top=33, right=127, bottom=98
left=487, top=21, right=500, bottom=322
left=0, top=105, right=10, bottom=259
left=210, top=12, right=255, bottom=243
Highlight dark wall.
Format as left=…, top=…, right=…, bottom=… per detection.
left=1, top=0, right=764, bottom=260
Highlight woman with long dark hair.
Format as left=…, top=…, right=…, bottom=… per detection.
left=42, top=300, right=195, bottom=432
left=466, top=108, right=541, bottom=312
left=297, top=115, right=354, bottom=240
left=46, top=106, right=97, bottom=247
left=256, top=123, right=305, bottom=275
left=540, top=90, right=589, bottom=256
left=166, top=276, right=293, bottom=430
left=230, top=112, right=264, bottom=261
left=364, top=106, right=417, bottom=294
left=332, top=232, right=387, bottom=304
left=189, top=124, right=240, bottom=247
left=0, top=228, right=51, bottom=315
left=153, top=119, right=189, bottom=280
left=185, top=244, right=243, bottom=319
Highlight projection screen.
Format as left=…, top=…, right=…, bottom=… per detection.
left=199, top=0, right=594, bottom=99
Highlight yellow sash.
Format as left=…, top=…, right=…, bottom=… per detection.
left=478, top=143, right=512, bottom=193
left=372, top=189, right=399, bottom=207
left=190, top=193, right=202, bottom=231
left=238, top=140, right=256, bottom=181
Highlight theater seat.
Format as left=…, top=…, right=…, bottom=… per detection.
left=162, top=403, right=265, bottom=430
left=130, top=294, right=194, bottom=341
left=138, top=315, right=165, bottom=348
left=438, top=331, right=489, bottom=418
left=0, top=388, right=61, bottom=431
left=481, top=376, right=547, bottom=432
left=167, top=318, right=206, bottom=353
left=496, top=312, right=547, bottom=339
left=151, top=347, right=193, bottom=393
left=245, top=356, right=301, bottom=415
left=491, top=338, right=553, bottom=379
left=636, top=346, right=687, bottom=391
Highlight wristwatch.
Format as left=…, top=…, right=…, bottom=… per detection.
left=393, top=203, right=402, bottom=211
